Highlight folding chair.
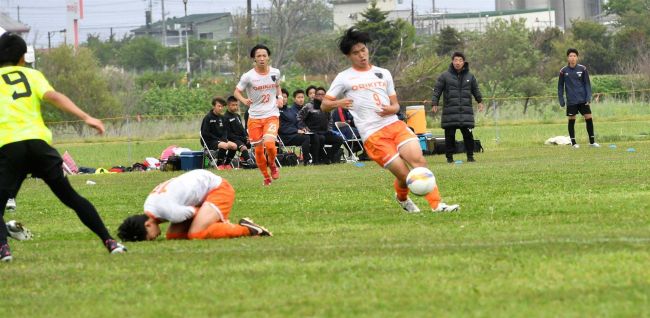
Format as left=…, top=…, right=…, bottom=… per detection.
left=277, top=135, right=303, bottom=164
left=334, top=121, right=364, bottom=162
left=199, top=131, right=218, bottom=168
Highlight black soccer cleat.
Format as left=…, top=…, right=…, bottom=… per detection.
left=104, top=239, right=127, bottom=254
left=239, top=218, right=272, bottom=237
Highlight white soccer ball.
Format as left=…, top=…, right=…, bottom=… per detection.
left=406, top=167, right=437, bottom=196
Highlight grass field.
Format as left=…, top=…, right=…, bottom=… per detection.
left=1, top=116, right=649, bottom=317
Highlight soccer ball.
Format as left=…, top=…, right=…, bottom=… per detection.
left=406, top=167, right=436, bottom=196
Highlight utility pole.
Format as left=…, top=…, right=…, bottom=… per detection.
left=16, top=5, right=20, bottom=21
left=47, top=29, right=66, bottom=50
left=161, top=0, right=167, bottom=47
left=562, top=0, right=567, bottom=30
left=183, top=0, right=191, bottom=88
left=246, top=0, right=252, bottom=38
left=411, top=0, right=415, bottom=26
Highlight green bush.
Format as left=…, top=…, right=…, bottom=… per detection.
left=591, top=74, right=627, bottom=100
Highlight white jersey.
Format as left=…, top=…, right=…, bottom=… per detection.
left=143, top=169, right=223, bottom=223
left=325, top=65, right=399, bottom=141
left=236, top=67, right=281, bottom=119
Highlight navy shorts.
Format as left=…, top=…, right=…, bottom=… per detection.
left=566, top=103, right=592, bottom=116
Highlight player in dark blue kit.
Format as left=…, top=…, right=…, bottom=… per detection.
left=558, top=48, right=599, bottom=148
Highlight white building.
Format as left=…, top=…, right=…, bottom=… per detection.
left=495, top=0, right=604, bottom=29
left=331, top=0, right=397, bottom=29
left=416, top=8, right=556, bottom=35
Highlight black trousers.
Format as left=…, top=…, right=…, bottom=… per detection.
left=0, top=139, right=112, bottom=245
left=318, top=132, right=344, bottom=163
left=281, top=133, right=321, bottom=164
left=444, top=127, right=475, bottom=159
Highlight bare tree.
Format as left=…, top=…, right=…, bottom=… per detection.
left=268, top=0, right=333, bottom=68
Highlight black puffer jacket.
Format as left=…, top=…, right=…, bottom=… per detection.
left=431, top=62, right=483, bottom=129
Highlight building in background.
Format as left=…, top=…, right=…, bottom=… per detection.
left=495, top=0, right=604, bottom=29
left=416, top=8, right=555, bottom=35
left=331, top=0, right=397, bottom=29
left=131, top=13, right=233, bottom=47
left=0, top=12, right=30, bottom=36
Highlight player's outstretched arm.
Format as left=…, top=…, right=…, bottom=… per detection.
left=43, top=91, right=105, bottom=134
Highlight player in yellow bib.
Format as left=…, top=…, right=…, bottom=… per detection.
left=0, top=32, right=127, bottom=262
left=322, top=28, right=459, bottom=214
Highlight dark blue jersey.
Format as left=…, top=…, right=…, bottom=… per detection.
left=558, top=64, right=592, bottom=106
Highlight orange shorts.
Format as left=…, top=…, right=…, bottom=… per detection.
left=364, top=121, right=418, bottom=168
left=204, top=180, right=235, bottom=222
left=247, top=116, right=279, bottom=144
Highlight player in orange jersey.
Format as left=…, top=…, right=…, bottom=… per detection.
left=117, top=169, right=272, bottom=241
left=321, top=28, right=459, bottom=213
left=233, top=44, right=283, bottom=186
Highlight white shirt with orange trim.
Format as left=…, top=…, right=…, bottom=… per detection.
left=143, top=169, right=223, bottom=223
left=236, top=67, right=281, bottom=119
left=325, top=65, right=399, bottom=141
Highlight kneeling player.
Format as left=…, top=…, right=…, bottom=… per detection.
left=117, top=169, right=271, bottom=241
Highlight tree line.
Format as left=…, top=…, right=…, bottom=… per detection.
left=37, top=0, right=650, bottom=129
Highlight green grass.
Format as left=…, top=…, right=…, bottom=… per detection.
left=1, top=119, right=649, bottom=317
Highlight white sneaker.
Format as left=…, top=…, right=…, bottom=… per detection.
left=432, top=202, right=460, bottom=212
left=590, top=142, right=601, bottom=148
left=395, top=194, right=420, bottom=213
left=572, top=144, right=580, bottom=149
left=6, top=220, right=33, bottom=241
left=5, top=198, right=16, bottom=212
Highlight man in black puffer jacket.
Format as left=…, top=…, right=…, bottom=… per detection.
left=431, top=52, right=484, bottom=163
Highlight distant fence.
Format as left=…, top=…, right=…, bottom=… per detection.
left=47, top=88, right=650, bottom=142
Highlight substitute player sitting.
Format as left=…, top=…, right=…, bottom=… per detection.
left=117, top=169, right=271, bottom=241
left=321, top=28, right=459, bottom=213
left=233, top=44, right=283, bottom=186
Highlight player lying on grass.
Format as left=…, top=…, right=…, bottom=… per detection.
left=321, top=28, right=459, bottom=213
left=117, top=169, right=272, bottom=241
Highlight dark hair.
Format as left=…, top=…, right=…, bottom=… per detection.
left=117, top=214, right=149, bottom=242
left=226, top=96, right=238, bottom=103
left=305, top=85, right=317, bottom=94
left=338, top=28, right=371, bottom=55
left=293, top=89, right=305, bottom=98
left=250, top=44, right=271, bottom=58
left=281, top=88, right=289, bottom=96
left=451, top=51, right=466, bottom=61
left=316, top=87, right=326, bottom=93
left=212, top=96, right=226, bottom=107
left=566, top=48, right=579, bottom=56
left=0, top=32, right=27, bottom=66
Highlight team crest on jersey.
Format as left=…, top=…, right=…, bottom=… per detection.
left=374, top=72, right=383, bottom=79
left=271, top=75, right=277, bottom=82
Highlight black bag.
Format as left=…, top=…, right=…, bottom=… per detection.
left=161, top=155, right=181, bottom=171
left=277, top=152, right=299, bottom=166
left=433, top=138, right=483, bottom=154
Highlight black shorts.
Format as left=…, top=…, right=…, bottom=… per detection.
left=566, top=103, right=592, bottom=116
left=0, top=139, right=64, bottom=190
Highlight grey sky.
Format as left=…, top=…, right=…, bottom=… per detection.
left=1, top=0, right=494, bottom=48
